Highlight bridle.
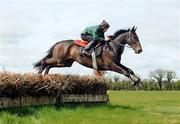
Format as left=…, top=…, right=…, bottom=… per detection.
left=110, top=31, right=134, bottom=49
left=118, top=43, right=131, bottom=48
left=107, top=31, right=134, bottom=58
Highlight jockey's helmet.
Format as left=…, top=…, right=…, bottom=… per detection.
left=100, top=20, right=110, bottom=29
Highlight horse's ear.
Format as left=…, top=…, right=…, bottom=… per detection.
left=131, top=26, right=134, bottom=32
left=135, top=26, right=137, bottom=31
left=134, top=26, right=137, bottom=32
left=131, top=26, right=136, bottom=32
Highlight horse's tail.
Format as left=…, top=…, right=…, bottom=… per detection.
left=33, top=42, right=60, bottom=69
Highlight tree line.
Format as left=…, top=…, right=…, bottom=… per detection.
left=105, top=69, right=180, bottom=91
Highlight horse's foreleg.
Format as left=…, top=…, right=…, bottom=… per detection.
left=117, top=63, right=141, bottom=85
left=111, top=63, right=131, bottom=78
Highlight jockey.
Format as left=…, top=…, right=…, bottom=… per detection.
left=81, top=20, right=110, bottom=55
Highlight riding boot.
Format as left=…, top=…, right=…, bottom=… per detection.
left=83, top=40, right=97, bottom=55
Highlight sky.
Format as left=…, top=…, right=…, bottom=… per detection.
left=0, top=0, right=180, bottom=79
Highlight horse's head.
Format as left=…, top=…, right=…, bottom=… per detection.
left=111, top=27, right=143, bottom=54
left=126, top=26, right=143, bottom=54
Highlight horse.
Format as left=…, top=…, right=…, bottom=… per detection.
left=34, top=26, right=143, bottom=85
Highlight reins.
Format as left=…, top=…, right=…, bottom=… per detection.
left=118, top=43, right=131, bottom=48
left=108, top=31, right=133, bottom=49
left=109, top=40, right=132, bottom=49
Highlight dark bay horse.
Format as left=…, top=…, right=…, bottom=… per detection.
left=34, top=27, right=143, bottom=85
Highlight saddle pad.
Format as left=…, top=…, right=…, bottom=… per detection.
left=74, top=39, right=104, bottom=56
left=74, top=39, right=88, bottom=47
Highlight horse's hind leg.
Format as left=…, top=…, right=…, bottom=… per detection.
left=44, top=59, right=74, bottom=75
left=44, top=63, right=65, bottom=75
left=38, top=65, right=46, bottom=74
left=44, top=58, right=58, bottom=65
left=44, top=65, right=51, bottom=75
left=64, top=59, right=74, bottom=67
left=42, top=57, right=60, bottom=75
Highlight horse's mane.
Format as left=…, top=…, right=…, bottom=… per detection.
left=111, top=29, right=130, bottom=40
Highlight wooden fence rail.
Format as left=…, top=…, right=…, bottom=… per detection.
left=0, top=94, right=109, bottom=109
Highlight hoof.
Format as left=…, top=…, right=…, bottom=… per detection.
left=133, top=78, right=141, bottom=86
left=131, top=76, right=140, bottom=84
left=133, top=81, right=144, bottom=90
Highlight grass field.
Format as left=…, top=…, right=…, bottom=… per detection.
left=0, top=91, right=180, bottom=124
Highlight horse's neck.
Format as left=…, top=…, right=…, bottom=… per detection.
left=109, top=33, right=127, bottom=56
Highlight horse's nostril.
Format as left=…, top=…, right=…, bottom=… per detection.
left=138, top=49, right=142, bottom=53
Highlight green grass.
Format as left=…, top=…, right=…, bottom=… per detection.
left=0, top=91, right=180, bottom=124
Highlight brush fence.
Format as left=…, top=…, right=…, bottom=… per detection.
left=0, top=73, right=109, bottom=108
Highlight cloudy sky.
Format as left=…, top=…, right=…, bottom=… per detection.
left=0, top=0, right=180, bottom=79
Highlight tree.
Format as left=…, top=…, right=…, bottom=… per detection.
left=113, top=76, right=121, bottom=82
left=149, top=69, right=166, bottom=90
left=165, top=70, right=176, bottom=90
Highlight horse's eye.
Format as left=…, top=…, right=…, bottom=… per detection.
left=132, top=42, right=136, bottom=45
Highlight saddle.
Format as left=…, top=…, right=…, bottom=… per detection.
left=74, top=39, right=103, bottom=56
